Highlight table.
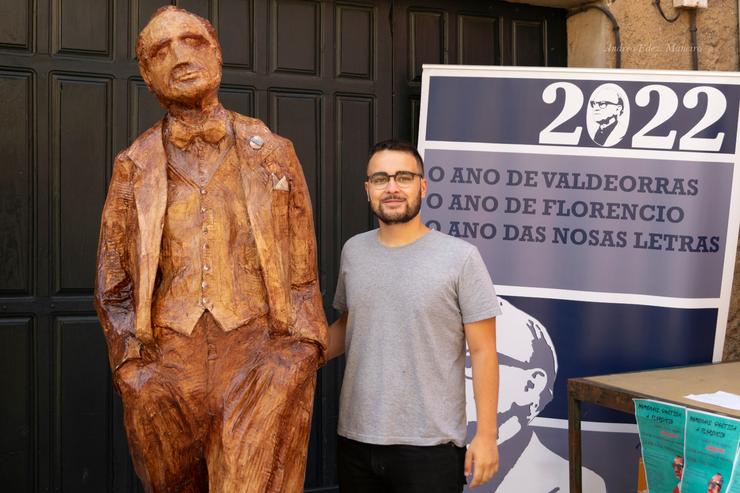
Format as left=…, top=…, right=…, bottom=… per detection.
left=567, top=361, right=740, bottom=493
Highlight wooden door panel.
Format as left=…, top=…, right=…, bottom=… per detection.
left=458, top=14, right=500, bottom=65
left=408, top=9, right=447, bottom=82
left=336, top=94, right=375, bottom=244
left=335, top=4, right=374, bottom=79
left=51, top=75, right=112, bottom=294
left=0, top=318, right=35, bottom=491
left=0, top=71, right=33, bottom=294
left=53, top=0, right=113, bottom=57
left=272, top=0, right=322, bottom=75
left=513, top=20, right=545, bottom=65
left=0, top=0, right=32, bottom=50
left=53, top=317, right=113, bottom=492
left=218, top=0, right=255, bottom=69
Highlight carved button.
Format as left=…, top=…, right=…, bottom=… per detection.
left=200, top=188, right=207, bottom=195
left=201, top=282, right=207, bottom=289
left=203, top=265, right=209, bottom=271
left=201, top=207, right=206, bottom=213
left=249, top=135, right=264, bottom=150
left=202, top=297, right=208, bottom=304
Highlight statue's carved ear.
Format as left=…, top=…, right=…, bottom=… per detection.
left=140, top=65, right=152, bottom=89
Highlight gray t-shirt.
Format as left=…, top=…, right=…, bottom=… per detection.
left=333, top=229, right=501, bottom=447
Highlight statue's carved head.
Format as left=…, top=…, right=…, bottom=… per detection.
left=136, top=6, right=222, bottom=108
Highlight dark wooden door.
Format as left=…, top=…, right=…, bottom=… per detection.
left=392, top=0, right=567, bottom=143
left=0, top=1, right=564, bottom=491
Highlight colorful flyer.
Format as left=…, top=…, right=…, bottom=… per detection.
left=725, top=441, right=740, bottom=493
left=635, top=399, right=686, bottom=493
left=683, top=410, right=740, bottom=493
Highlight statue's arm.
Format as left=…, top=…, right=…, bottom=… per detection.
left=94, top=154, right=142, bottom=373
left=281, top=140, right=329, bottom=360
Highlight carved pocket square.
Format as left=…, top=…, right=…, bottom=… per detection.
left=272, top=174, right=290, bottom=191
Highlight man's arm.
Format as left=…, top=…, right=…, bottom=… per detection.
left=464, top=317, right=500, bottom=488
left=94, top=154, right=142, bottom=374
left=327, top=312, right=348, bottom=360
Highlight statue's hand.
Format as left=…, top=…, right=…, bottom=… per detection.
left=112, top=340, right=157, bottom=395
left=269, top=337, right=322, bottom=376
left=113, top=358, right=147, bottom=395
left=294, top=339, right=322, bottom=372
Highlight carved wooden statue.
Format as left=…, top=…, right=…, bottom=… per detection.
left=94, top=6, right=328, bottom=492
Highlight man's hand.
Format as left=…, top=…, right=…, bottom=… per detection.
left=464, top=432, right=499, bottom=488
left=464, top=317, right=499, bottom=488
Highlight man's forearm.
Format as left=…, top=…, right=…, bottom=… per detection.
left=470, top=345, right=499, bottom=437
left=326, top=312, right=348, bottom=360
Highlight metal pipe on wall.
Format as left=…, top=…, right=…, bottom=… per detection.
left=568, top=3, right=622, bottom=68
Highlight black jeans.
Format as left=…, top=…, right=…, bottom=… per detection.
left=337, top=435, right=467, bottom=493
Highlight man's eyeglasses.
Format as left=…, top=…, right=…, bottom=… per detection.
left=366, top=171, right=423, bottom=189
left=590, top=100, right=620, bottom=109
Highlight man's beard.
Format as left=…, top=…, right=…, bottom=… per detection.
left=371, top=190, right=422, bottom=225
left=596, top=113, right=618, bottom=127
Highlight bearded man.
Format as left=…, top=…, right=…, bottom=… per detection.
left=325, top=140, right=502, bottom=492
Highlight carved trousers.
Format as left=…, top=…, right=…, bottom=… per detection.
left=116, top=312, right=318, bottom=493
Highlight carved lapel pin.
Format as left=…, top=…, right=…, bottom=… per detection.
left=249, top=135, right=264, bottom=150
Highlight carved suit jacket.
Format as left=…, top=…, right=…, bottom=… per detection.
left=94, top=111, right=328, bottom=372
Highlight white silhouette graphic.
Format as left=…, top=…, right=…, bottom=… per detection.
left=465, top=297, right=606, bottom=492
left=586, top=83, right=630, bottom=147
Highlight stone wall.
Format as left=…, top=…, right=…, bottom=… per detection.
left=567, top=0, right=739, bottom=71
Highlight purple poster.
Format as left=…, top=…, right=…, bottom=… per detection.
left=418, top=66, right=740, bottom=492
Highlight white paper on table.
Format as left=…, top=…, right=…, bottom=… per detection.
left=684, top=391, right=740, bottom=411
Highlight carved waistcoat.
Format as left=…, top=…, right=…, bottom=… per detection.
left=152, top=140, right=269, bottom=335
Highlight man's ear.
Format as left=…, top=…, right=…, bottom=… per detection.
left=420, top=178, right=428, bottom=198
left=364, top=182, right=370, bottom=201
left=524, top=368, right=547, bottom=420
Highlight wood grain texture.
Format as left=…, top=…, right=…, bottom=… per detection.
left=94, top=7, right=328, bottom=492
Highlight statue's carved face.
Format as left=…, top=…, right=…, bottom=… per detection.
left=138, top=9, right=222, bottom=106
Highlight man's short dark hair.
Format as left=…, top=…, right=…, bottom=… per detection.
left=369, top=140, right=424, bottom=174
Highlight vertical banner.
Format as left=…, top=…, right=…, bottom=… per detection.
left=418, top=66, right=740, bottom=491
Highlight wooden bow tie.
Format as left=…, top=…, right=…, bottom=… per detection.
left=168, top=117, right=227, bottom=149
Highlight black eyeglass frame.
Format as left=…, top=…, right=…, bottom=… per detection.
left=366, top=171, right=424, bottom=188
left=589, top=100, right=621, bottom=109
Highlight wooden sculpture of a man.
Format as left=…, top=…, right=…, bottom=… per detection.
left=94, top=6, right=327, bottom=492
